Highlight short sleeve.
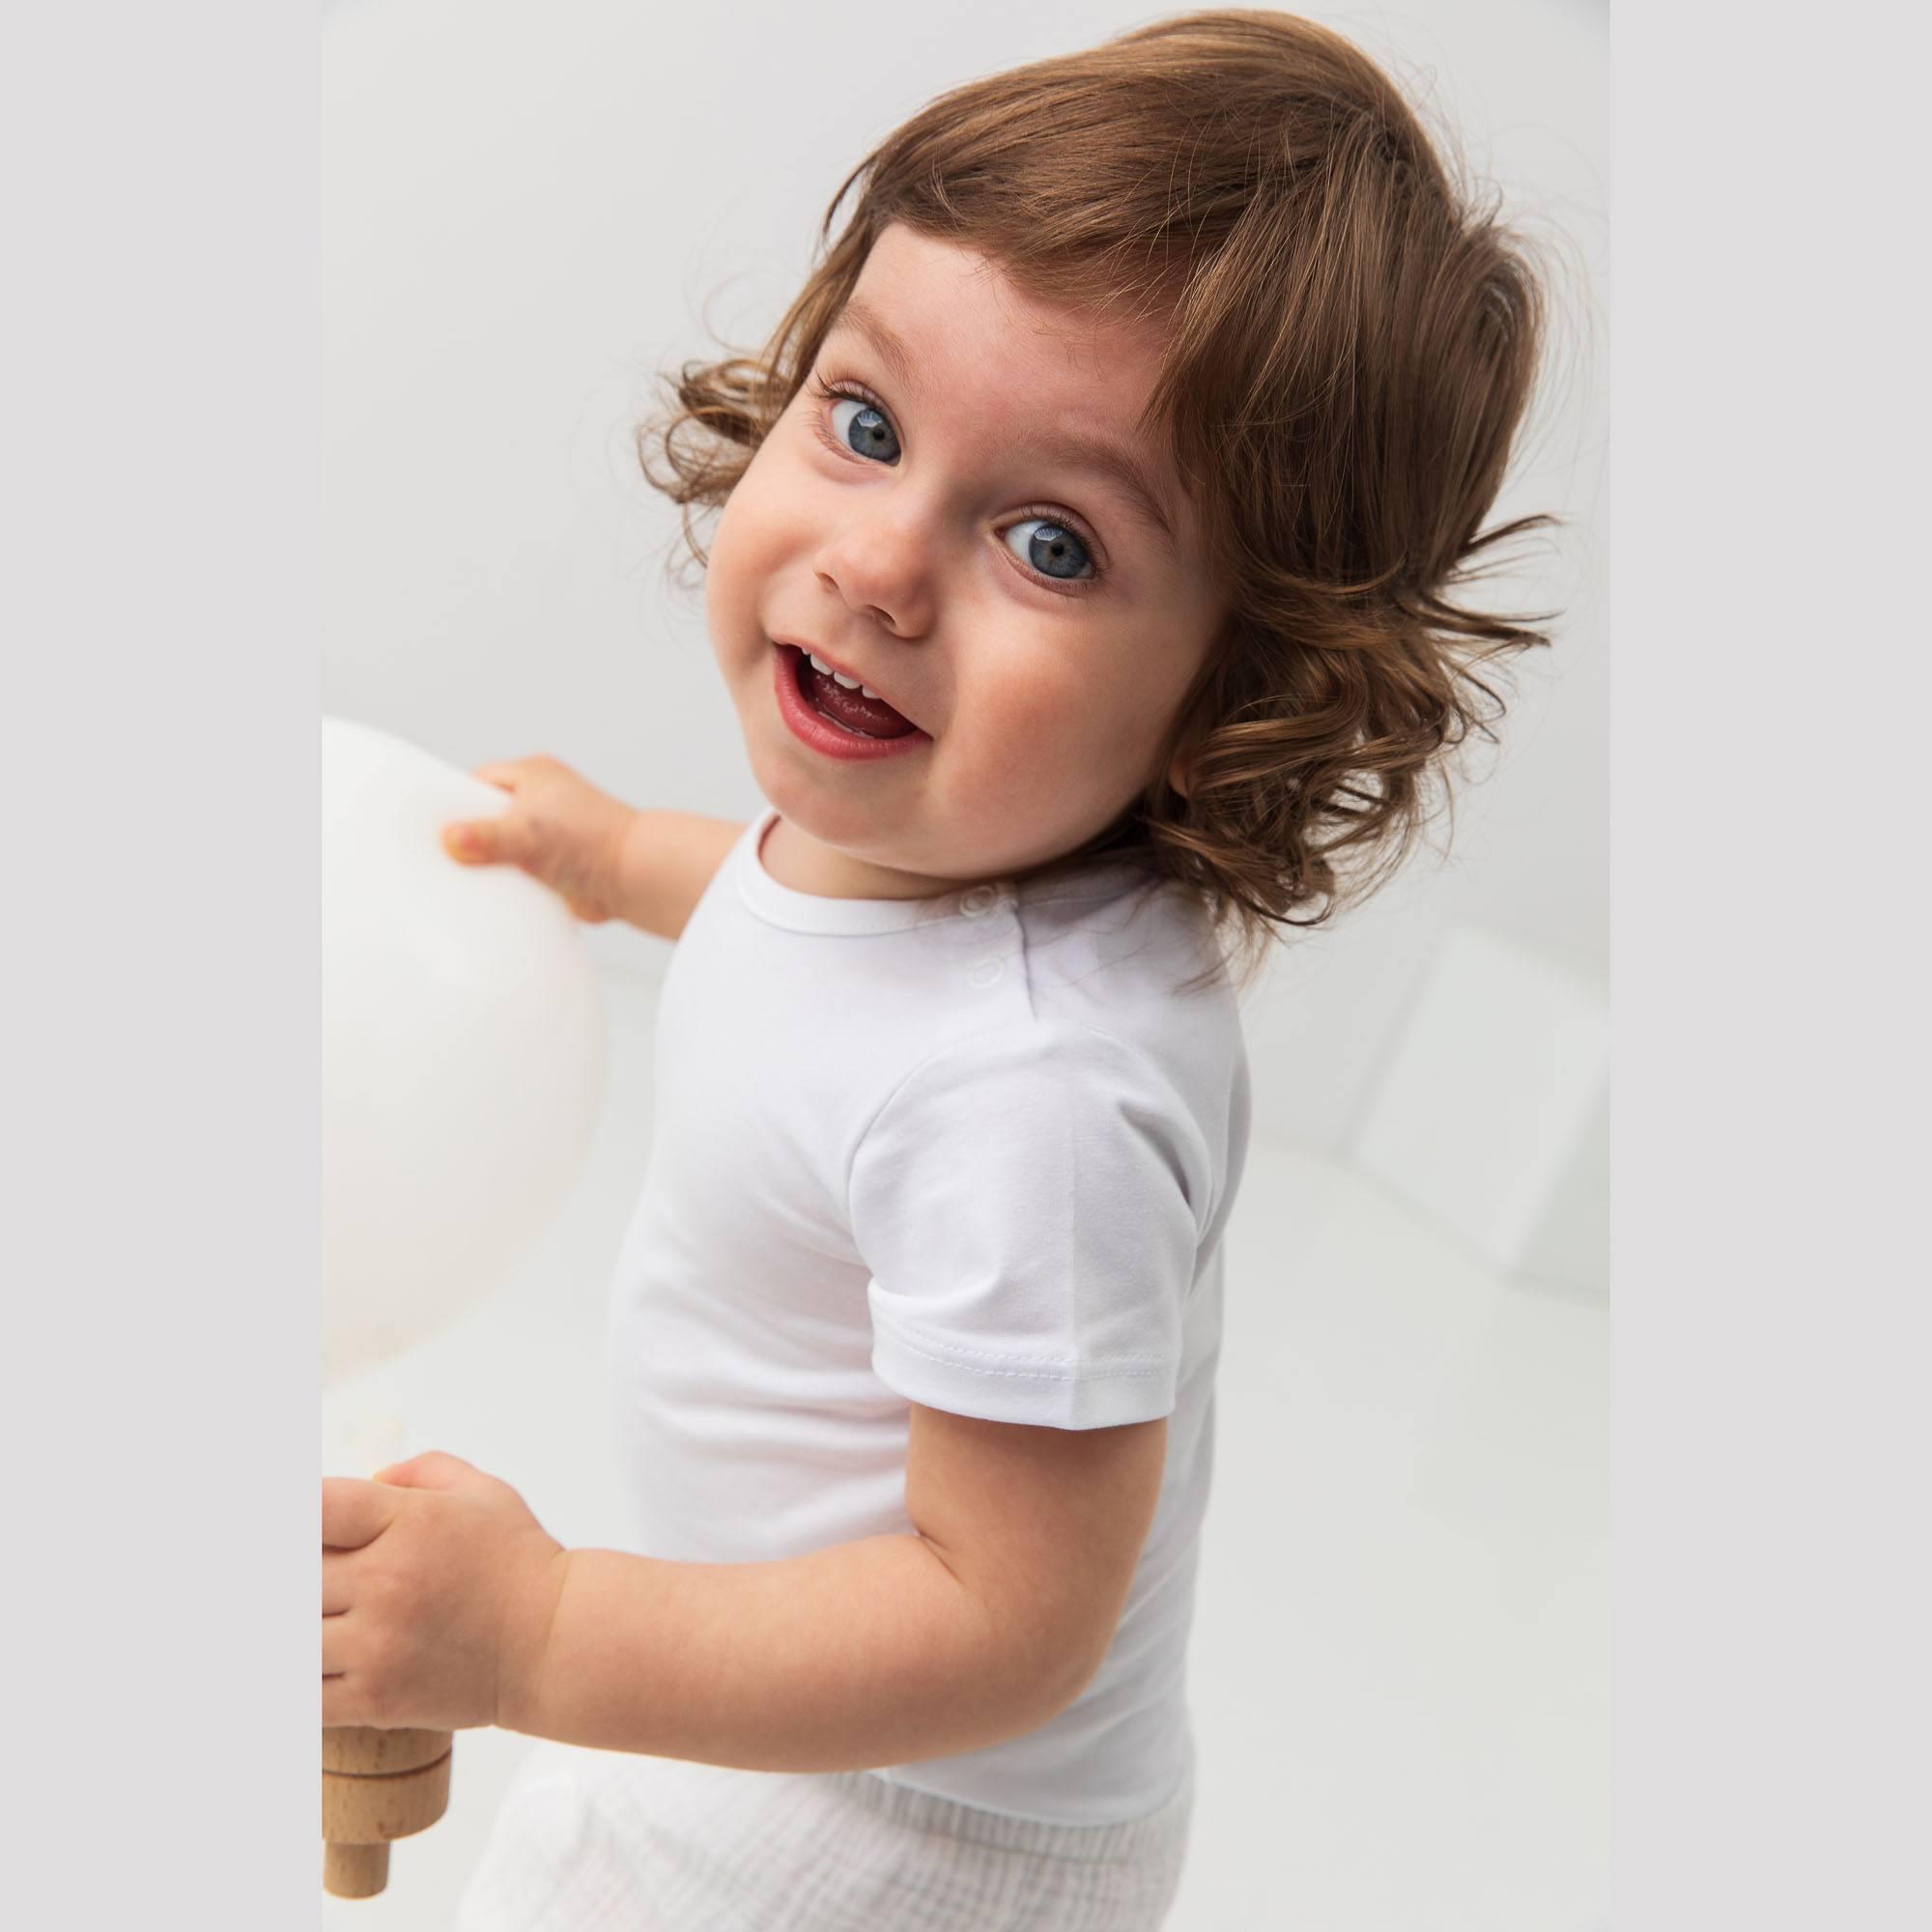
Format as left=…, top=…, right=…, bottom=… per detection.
left=846, top=1020, right=1208, bottom=1431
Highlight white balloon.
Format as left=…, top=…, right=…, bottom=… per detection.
left=323, top=717, right=607, bottom=1385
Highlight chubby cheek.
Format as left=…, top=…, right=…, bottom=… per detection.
left=703, top=492, right=759, bottom=671
left=704, top=450, right=801, bottom=643
left=954, top=667, right=1148, bottom=820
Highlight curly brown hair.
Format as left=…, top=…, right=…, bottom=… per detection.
left=637, top=9, right=1567, bottom=997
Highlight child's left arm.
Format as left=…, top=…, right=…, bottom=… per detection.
left=320, top=1407, right=1166, bottom=1771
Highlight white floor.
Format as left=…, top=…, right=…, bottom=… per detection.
left=322, top=969, right=1606, bottom=1929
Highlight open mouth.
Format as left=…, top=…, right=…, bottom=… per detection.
left=780, top=643, right=921, bottom=740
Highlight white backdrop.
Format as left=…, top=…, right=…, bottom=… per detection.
left=320, top=11, right=1609, bottom=1920
left=325, top=0, right=1606, bottom=1250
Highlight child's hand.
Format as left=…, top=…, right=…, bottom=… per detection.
left=322, top=1451, right=570, bottom=1734
left=441, top=754, right=637, bottom=925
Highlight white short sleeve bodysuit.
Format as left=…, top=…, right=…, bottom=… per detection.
left=606, top=807, right=1251, bottom=1827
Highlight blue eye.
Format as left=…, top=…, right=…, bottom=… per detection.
left=808, top=375, right=1106, bottom=594
left=825, top=391, right=899, bottom=463
left=1002, top=519, right=1094, bottom=582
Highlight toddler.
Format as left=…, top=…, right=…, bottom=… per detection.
left=329, top=12, right=1561, bottom=1928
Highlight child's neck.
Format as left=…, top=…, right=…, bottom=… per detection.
left=759, top=813, right=961, bottom=902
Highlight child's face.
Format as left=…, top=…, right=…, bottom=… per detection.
left=705, top=222, right=1224, bottom=898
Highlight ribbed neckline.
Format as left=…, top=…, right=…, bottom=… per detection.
left=734, top=807, right=1149, bottom=937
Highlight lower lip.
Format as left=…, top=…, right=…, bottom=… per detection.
left=771, top=643, right=932, bottom=762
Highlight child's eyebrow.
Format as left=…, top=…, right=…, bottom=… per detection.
left=825, top=298, right=1179, bottom=556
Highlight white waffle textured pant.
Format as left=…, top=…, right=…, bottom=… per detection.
left=454, top=1729, right=1197, bottom=1931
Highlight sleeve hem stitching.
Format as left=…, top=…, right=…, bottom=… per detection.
left=873, top=1314, right=1172, bottom=1382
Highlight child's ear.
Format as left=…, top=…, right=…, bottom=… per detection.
left=1165, top=752, right=1192, bottom=800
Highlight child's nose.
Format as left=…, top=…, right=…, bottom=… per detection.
left=814, top=524, right=938, bottom=640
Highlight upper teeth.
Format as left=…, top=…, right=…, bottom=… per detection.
left=809, top=651, right=881, bottom=700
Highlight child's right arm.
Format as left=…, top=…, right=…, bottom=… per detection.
left=441, top=754, right=746, bottom=943
left=613, top=805, right=750, bottom=943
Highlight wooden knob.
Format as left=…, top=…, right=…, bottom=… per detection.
left=323, top=1840, right=390, bottom=1899
left=323, top=1725, right=451, bottom=1776
left=322, top=1725, right=454, bottom=1899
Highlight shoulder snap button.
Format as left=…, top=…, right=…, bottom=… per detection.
left=967, top=956, right=1006, bottom=988
left=960, top=886, right=997, bottom=916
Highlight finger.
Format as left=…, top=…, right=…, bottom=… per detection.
left=372, top=1449, right=478, bottom=1492
left=322, top=1665, right=378, bottom=1730
left=322, top=1609, right=355, bottom=1682
left=441, top=812, right=523, bottom=865
left=322, top=1475, right=400, bottom=1550
left=322, top=1546, right=358, bottom=1616
left=440, top=819, right=494, bottom=862
left=472, top=761, right=526, bottom=788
